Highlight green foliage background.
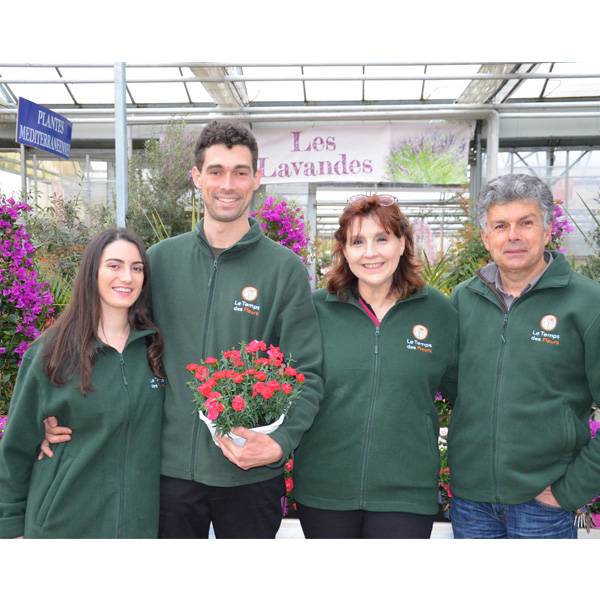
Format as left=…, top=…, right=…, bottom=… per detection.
left=127, top=122, right=199, bottom=248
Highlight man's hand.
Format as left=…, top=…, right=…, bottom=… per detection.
left=535, top=486, right=562, bottom=508
left=37, top=416, right=72, bottom=460
left=217, top=428, right=283, bottom=470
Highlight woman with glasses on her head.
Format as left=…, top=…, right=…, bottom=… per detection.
left=293, top=194, right=457, bottom=538
left=0, top=228, right=164, bottom=538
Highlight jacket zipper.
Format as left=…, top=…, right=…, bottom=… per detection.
left=190, top=257, right=219, bottom=476
left=359, top=325, right=381, bottom=509
left=476, top=274, right=526, bottom=502
left=490, top=312, right=509, bottom=501
left=348, top=295, right=421, bottom=509
left=116, top=352, right=131, bottom=538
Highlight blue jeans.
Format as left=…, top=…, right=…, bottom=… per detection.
left=450, top=495, right=577, bottom=539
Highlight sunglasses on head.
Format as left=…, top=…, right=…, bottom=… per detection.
left=346, top=194, right=398, bottom=207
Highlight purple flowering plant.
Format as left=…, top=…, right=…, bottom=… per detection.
left=548, top=200, right=574, bottom=253
left=0, top=195, right=54, bottom=415
left=575, top=415, right=600, bottom=529
left=589, top=418, right=600, bottom=518
left=0, top=414, right=6, bottom=439
left=251, top=195, right=310, bottom=264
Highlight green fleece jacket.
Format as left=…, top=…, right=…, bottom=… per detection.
left=449, top=252, right=600, bottom=511
left=293, top=286, right=457, bottom=514
left=0, top=330, right=163, bottom=538
left=148, top=218, right=323, bottom=486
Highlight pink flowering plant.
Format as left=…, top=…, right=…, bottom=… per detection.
left=548, top=200, right=574, bottom=252
left=575, top=414, right=600, bottom=529
left=434, top=391, right=452, bottom=517
left=251, top=196, right=310, bottom=264
left=0, top=415, right=7, bottom=440
left=0, top=195, right=54, bottom=414
left=282, top=456, right=297, bottom=516
left=186, top=340, right=305, bottom=436
left=586, top=417, right=600, bottom=525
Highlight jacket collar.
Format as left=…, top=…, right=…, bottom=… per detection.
left=468, top=251, right=571, bottom=297
left=195, top=217, right=264, bottom=257
left=324, top=284, right=429, bottom=306
left=96, top=327, right=156, bottom=352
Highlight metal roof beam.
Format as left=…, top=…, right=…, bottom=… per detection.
left=2, top=72, right=600, bottom=84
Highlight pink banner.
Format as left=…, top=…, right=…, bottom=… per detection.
left=254, top=122, right=472, bottom=185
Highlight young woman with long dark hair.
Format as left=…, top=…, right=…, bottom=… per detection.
left=0, top=228, right=164, bottom=538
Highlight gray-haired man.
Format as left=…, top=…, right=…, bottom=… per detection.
left=448, top=173, right=600, bottom=538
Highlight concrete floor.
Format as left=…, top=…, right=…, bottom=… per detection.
left=211, top=519, right=600, bottom=538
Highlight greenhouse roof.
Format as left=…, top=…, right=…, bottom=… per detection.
left=1, top=62, right=599, bottom=124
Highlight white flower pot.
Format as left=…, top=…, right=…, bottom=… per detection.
left=198, top=411, right=285, bottom=448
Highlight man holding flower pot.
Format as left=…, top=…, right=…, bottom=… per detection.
left=448, top=173, right=600, bottom=538
left=43, top=121, right=323, bottom=539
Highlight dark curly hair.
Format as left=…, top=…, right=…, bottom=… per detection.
left=194, top=121, right=259, bottom=173
left=327, top=195, right=424, bottom=301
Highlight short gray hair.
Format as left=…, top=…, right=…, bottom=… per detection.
left=476, top=174, right=554, bottom=229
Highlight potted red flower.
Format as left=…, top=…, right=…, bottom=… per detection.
left=187, top=340, right=305, bottom=447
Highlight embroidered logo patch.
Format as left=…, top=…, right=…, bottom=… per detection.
left=406, top=324, right=433, bottom=353
left=233, top=285, right=261, bottom=317
left=241, top=286, right=259, bottom=302
left=540, top=314, right=558, bottom=332
left=530, top=314, right=560, bottom=346
left=412, top=324, right=429, bottom=341
left=149, top=377, right=166, bottom=389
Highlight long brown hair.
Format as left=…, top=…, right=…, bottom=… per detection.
left=42, top=228, right=164, bottom=393
left=327, top=195, right=424, bottom=300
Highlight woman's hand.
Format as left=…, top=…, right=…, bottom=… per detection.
left=37, top=416, right=72, bottom=460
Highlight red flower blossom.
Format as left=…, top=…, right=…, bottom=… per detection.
left=198, top=379, right=217, bottom=397
left=193, top=365, right=209, bottom=381
left=223, top=349, right=243, bottom=367
left=281, top=383, right=293, bottom=395
left=285, top=478, right=294, bottom=493
left=284, top=366, right=297, bottom=377
left=295, top=373, right=305, bottom=383
left=267, top=345, right=284, bottom=366
left=232, top=394, right=246, bottom=412
left=254, top=371, right=267, bottom=382
left=204, top=356, right=218, bottom=365
left=284, top=458, right=294, bottom=472
left=255, top=382, right=276, bottom=399
left=205, top=397, right=225, bottom=420
left=245, top=339, right=267, bottom=353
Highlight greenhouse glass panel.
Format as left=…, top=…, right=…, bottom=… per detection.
left=303, top=66, right=363, bottom=101
left=244, top=66, right=304, bottom=102
left=508, top=63, right=552, bottom=98
left=127, top=67, right=189, bottom=103
left=364, top=65, right=424, bottom=101
left=542, top=62, right=600, bottom=98
left=59, top=67, right=116, bottom=104
left=422, top=64, right=480, bottom=101
left=1, top=67, right=74, bottom=105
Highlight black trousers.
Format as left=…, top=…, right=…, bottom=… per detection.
left=159, top=474, right=286, bottom=539
left=297, top=503, right=435, bottom=539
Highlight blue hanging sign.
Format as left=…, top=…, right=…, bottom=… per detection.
left=16, top=97, right=72, bottom=159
